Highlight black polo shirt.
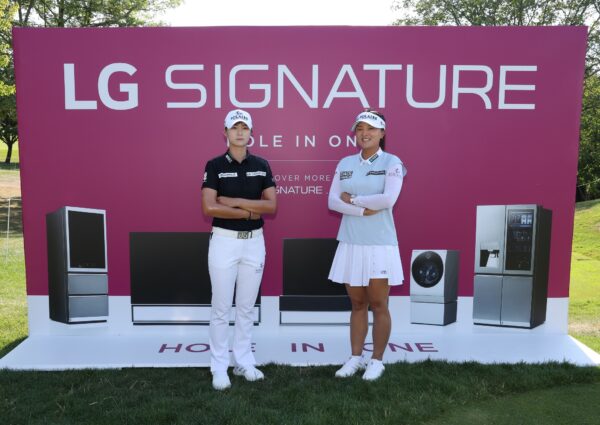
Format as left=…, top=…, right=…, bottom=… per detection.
left=202, top=150, right=276, bottom=231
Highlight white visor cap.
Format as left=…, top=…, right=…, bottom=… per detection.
left=225, top=109, right=253, bottom=129
left=351, top=111, right=386, bottom=132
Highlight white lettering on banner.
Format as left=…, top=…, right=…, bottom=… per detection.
left=97, top=63, right=138, bottom=110
left=63, top=62, right=538, bottom=110
left=363, top=64, right=403, bottom=108
left=273, top=174, right=300, bottom=182
left=499, top=65, right=537, bottom=110
left=215, top=64, right=222, bottom=108
left=248, top=135, right=283, bottom=148
left=296, top=135, right=316, bottom=148
left=323, top=64, right=369, bottom=108
left=64, top=64, right=97, bottom=109
left=452, top=65, right=493, bottom=109
left=278, top=65, right=319, bottom=108
left=304, top=174, right=331, bottom=182
left=329, top=135, right=357, bottom=148
left=229, top=64, right=271, bottom=108
left=165, top=65, right=207, bottom=109
left=406, top=64, right=446, bottom=108
left=272, top=174, right=332, bottom=196
left=65, top=63, right=139, bottom=110
left=276, top=185, right=324, bottom=195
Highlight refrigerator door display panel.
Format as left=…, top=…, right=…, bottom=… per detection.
left=503, top=206, right=537, bottom=275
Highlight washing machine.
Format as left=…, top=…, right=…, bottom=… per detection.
left=410, top=250, right=459, bottom=325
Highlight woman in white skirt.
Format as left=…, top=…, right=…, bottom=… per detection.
left=328, top=110, right=406, bottom=381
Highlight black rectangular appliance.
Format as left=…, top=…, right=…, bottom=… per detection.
left=279, top=238, right=352, bottom=325
left=47, top=207, right=108, bottom=324
left=130, top=232, right=260, bottom=324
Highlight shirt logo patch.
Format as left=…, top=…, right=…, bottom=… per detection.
left=368, top=153, right=379, bottom=163
left=246, top=171, right=267, bottom=177
left=388, top=166, right=405, bottom=177
left=218, top=172, right=238, bottom=178
left=203, top=172, right=207, bottom=182
left=366, top=170, right=386, bottom=176
left=340, top=171, right=353, bottom=180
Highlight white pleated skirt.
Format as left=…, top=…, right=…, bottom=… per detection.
left=328, top=242, right=404, bottom=287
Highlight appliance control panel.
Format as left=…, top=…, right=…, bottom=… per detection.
left=505, top=209, right=534, bottom=271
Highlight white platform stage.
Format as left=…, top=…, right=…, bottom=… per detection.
left=1, top=296, right=599, bottom=370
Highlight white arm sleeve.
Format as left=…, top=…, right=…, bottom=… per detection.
left=352, top=163, right=405, bottom=210
left=328, top=168, right=365, bottom=216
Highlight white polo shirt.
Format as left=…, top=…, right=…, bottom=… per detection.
left=329, top=149, right=405, bottom=246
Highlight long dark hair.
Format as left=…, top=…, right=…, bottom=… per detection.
left=365, top=109, right=386, bottom=150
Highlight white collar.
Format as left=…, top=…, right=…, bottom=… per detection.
left=359, top=148, right=383, bottom=165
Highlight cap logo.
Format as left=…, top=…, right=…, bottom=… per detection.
left=231, top=112, right=248, bottom=121
left=225, top=109, right=253, bottom=129
left=351, top=111, right=386, bottom=131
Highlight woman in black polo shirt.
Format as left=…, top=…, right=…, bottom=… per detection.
left=201, top=109, right=277, bottom=391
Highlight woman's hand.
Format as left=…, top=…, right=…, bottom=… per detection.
left=363, top=208, right=379, bottom=216
left=341, top=192, right=353, bottom=204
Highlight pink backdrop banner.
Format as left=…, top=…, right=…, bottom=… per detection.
left=13, top=26, right=586, bottom=297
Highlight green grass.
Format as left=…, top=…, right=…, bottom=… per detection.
left=0, top=237, right=27, bottom=359
left=569, top=199, right=600, bottom=352
left=0, top=141, right=19, bottom=164
left=0, top=362, right=598, bottom=425
left=423, top=381, right=600, bottom=425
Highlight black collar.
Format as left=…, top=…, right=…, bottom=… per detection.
left=225, top=149, right=250, bottom=164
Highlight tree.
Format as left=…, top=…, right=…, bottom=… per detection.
left=0, top=94, right=16, bottom=163
left=0, top=0, right=16, bottom=163
left=13, top=0, right=182, bottom=27
left=393, top=0, right=600, bottom=200
left=0, top=0, right=183, bottom=163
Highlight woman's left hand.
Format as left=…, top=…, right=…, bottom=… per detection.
left=341, top=192, right=353, bottom=204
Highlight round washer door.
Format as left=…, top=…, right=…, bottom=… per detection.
left=411, top=251, right=444, bottom=288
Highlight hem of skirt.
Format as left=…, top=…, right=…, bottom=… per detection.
left=330, top=279, right=404, bottom=287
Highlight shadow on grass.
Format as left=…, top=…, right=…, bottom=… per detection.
left=575, top=198, right=600, bottom=211
left=0, top=163, right=19, bottom=170
left=0, top=336, right=27, bottom=360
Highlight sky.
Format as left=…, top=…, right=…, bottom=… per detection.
left=162, top=0, right=401, bottom=26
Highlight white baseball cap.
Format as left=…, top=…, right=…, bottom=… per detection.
left=224, top=109, right=253, bottom=129
left=351, top=111, right=386, bottom=131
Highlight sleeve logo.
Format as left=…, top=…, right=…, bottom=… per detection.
left=340, top=171, right=353, bottom=180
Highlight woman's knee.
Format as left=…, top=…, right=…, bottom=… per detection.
left=368, top=299, right=388, bottom=314
left=350, top=297, right=368, bottom=311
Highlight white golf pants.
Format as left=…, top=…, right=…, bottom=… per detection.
left=208, top=231, right=265, bottom=372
